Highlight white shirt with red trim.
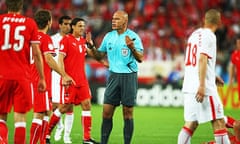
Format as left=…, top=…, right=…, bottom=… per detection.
left=182, top=28, right=217, bottom=95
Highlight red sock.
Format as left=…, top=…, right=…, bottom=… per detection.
left=226, top=116, right=235, bottom=128
left=46, top=111, right=61, bottom=137
left=14, top=122, right=26, bottom=144
left=30, top=119, right=42, bottom=144
left=40, top=116, right=49, bottom=144
left=82, top=111, right=92, bottom=140
left=0, top=120, right=8, bottom=144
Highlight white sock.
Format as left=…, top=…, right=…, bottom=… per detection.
left=64, top=112, right=74, bottom=137
left=178, top=127, right=192, bottom=144
left=214, top=129, right=230, bottom=144
left=56, top=116, right=63, bottom=129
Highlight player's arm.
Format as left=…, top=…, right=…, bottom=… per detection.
left=125, top=35, right=144, bottom=63
left=44, top=53, right=68, bottom=77
left=196, top=53, right=208, bottom=103
left=228, top=62, right=236, bottom=87
left=31, top=43, right=46, bottom=92
left=58, top=53, right=75, bottom=86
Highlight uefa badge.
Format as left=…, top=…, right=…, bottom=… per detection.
left=121, top=48, right=128, bottom=57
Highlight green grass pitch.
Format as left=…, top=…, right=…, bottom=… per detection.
left=6, top=105, right=239, bottom=143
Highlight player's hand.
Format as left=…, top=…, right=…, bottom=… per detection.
left=125, top=35, right=135, bottom=50
left=86, top=32, right=94, bottom=47
left=62, top=74, right=76, bottom=86
left=215, top=76, right=224, bottom=87
left=38, top=78, right=46, bottom=92
left=196, top=86, right=205, bottom=103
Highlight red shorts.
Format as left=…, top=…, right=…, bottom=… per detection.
left=32, top=83, right=52, bottom=112
left=0, top=79, right=32, bottom=114
left=60, top=85, right=92, bottom=105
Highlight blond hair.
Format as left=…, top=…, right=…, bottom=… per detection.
left=204, top=9, right=221, bottom=25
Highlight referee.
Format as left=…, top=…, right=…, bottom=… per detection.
left=88, top=10, right=144, bottom=144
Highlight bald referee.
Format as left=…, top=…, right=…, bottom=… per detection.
left=88, top=10, right=144, bottom=144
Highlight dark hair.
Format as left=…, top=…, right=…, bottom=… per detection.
left=58, top=15, right=71, bottom=25
left=70, top=17, right=86, bottom=33
left=34, top=10, right=52, bottom=29
left=6, top=0, right=23, bottom=12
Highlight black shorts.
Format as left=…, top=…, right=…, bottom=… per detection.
left=104, top=72, right=137, bottom=106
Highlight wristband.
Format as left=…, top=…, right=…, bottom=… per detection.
left=86, top=42, right=95, bottom=49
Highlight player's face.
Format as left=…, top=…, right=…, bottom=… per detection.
left=112, top=13, right=125, bottom=30
left=60, top=19, right=71, bottom=34
left=73, top=21, right=85, bottom=37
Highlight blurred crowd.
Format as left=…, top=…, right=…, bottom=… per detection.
left=1, top=0, right=239, bottom=82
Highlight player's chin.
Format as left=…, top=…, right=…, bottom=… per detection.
left=112, top=25, right=117, bottom=30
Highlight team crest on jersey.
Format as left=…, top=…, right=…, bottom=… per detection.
left=122, top=48, right=128, bottom=56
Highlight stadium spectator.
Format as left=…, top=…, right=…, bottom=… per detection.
left=30, top=10, right=73, bottom=144
left=88, top=10, right=144, bottom=144
left=0, top=0, right=46, bottom=143
left=178, top=9, right=230, bottom=144
left=1, top=1, right=238, bottom=82
left=46, top=17, right=100, bottom=144
left=51, top=15, right=74, bottom=143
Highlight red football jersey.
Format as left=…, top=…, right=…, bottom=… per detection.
left=231, top=50, right=240, bottom=67
left=59, top=34, right=88, bottom=86
left=0, top=13, right=39, bottom=80
left=31, top=31, right=55, bottom=90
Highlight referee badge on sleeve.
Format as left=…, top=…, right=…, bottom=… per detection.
left=122, top=48, right=128, bottom=57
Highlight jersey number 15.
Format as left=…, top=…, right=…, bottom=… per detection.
left=1, top=24, right=26, bottom=51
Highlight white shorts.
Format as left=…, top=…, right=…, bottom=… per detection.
left=183, top=92, right=225, bottom=124
left=51, top=70, right=61, bottom=103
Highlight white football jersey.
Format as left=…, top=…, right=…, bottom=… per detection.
left=51, top=33, right=63, bottom=103
left=182, top=28, right=218, bottom=95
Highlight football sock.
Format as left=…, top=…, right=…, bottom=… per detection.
left=40, top=116, right=49, bottom=143
left=82, top=111, right=91, bottom=140
left=64, top=111, right=74, bottom=138
left=47, top=109, right=61, bottom=137
left=56, top=115, right=63, bottom=129
left=14, top=122, right=26, bottom=144
left=233, top=121, right=240, bottom=142
left=123, top=119, right=134, bottom=144
left=177, top=126, right=193, bottom=144
left=214, top=129, right=230, bottom=144
left=101, top=118, right=113, bottom=144
left=0, top=120, right=8, bottom=144
left=30, top=118, right=42, bottom=144
left=225, top=116, right=235, bottom=128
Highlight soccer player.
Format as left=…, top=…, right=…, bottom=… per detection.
left=51, top=15, right=74, bottom=143
left=0, top=0, right=46, bottom=143
left=46, top=17, right=99, bottom=144
left=229, top=39, right=240, bottom=97
left=30, top=10, right=73, bottom=144
left=177, top=9, right=230, bottom=144
left=88, top=10, right=144, bottom=144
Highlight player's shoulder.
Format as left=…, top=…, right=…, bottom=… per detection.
left=40, top=32, right=52, bottom=40
left=60, top=34, right=72, bottom=43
